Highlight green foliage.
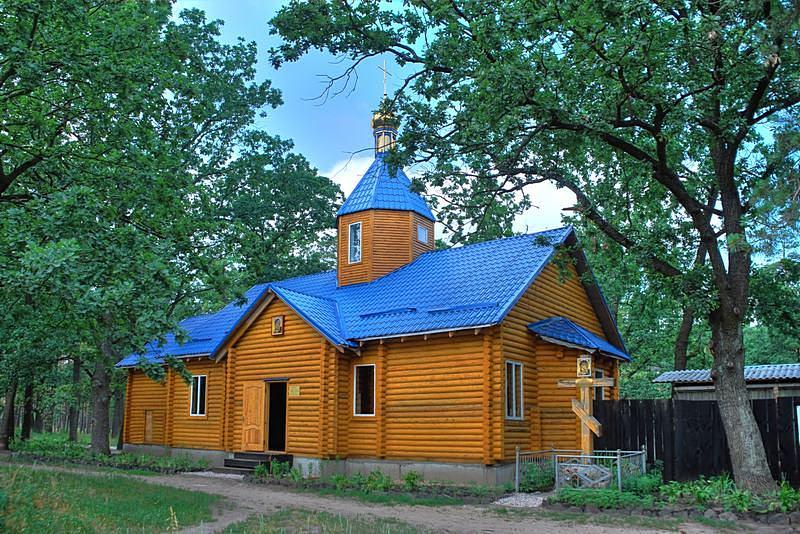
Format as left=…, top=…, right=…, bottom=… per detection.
left=622, top=471, right=662, bottom=497
left=223, top=508, right=422, bottom=534
left=288, top=467, right=303, bottom=482
left=0, top=465, right=218, bottom=531
left=364, top=470, right=394, bottom=492
left=402, top=470, right=423, bottom=492
left=270, top=460, right=291, bottom=479
left=552, top=488, right=654, bottom=510
left=0, top=1, right=341, bottom=454
left=519, top=462, right=555, bottom=492
left=10, top=434, right=208, bottom=473
left=252, top=463, right=270, bottom=480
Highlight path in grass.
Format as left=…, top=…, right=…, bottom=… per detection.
left=1, top=463, right=733, bottom=533
left=132, top=472, right=722, bottom=534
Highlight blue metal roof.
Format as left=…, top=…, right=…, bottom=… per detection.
left=528, top=316, right=631, bottom=361
left=118, top=226, right=628, bottom=368
left=336, top=153, right=435, bottom=221
left=654, top=364, right=800, bottom=384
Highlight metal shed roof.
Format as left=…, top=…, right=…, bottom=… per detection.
left=653, top=364, right=800, bottom=384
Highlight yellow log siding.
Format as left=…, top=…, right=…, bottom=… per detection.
left=411, top=212, right=435, bottom=259
left=501, top=262, right=620, bottom=457
left=167, top=359, right=226, bottom=450
left=337, top=211, right=374, bottom=286
left=230, top=298, right=327, bottom=456
left=344, top=329, right=497, bottom=463
left=125, top=370, right=168, bottom=445
left=338, top=210, right=435, bottom=287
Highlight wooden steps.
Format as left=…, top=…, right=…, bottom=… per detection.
left=222, top=452, right=293, bottom=471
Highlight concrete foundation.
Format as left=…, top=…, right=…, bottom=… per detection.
left=336, top=458, right=515, bottom=485
left=122, top=443, right=514, bottom=485
left=122, top=443, right=227, bottom=468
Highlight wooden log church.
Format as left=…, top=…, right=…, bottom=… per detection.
left=118, top=105, right=630, bottom=483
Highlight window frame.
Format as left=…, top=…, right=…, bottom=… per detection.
left=416, top=223, right=429, bottom=244
left=353, top=364, right=376, bottom=417
left=505, top=360, right=524, bottom=421
left=189, top=374, right=207, bottom=417
left=595, top=368, right=605, bottom=401
left=348, top=221, right=362, bottom=264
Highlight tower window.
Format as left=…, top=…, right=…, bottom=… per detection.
left=348, top=222, right=362, bottom=264
left=417, top=224, right=429, bottom=244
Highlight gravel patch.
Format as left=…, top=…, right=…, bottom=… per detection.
left=181, top=471, right=244, bottom=480
left=494, top=492, right=550, bottom=508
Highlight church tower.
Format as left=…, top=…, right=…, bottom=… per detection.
left=336, top=103, right=435, bottom=287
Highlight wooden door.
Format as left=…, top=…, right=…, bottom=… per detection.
left=241, top=381, right=265, bottom=451
left=144, top=410, right=153, bottom=443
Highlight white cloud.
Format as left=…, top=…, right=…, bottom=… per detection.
left=322, top=155, right=374, bottom=197
left=322, top=155, right=576, bottom=236
left=513, top=181, right=577, bottom=233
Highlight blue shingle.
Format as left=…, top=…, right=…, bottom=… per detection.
left=336, top=153, right=435, bottom=220
left=118, top=226, right=629, bottom=368
left=528, top=316, right=631, bottom=361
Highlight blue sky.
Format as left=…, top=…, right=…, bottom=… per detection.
left=175, top=0, right=573, bottom=233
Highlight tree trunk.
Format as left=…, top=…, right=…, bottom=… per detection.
left=116, top=388, right=125, bottom=451
left=111, top=386, right=124, bottom=445
left=68, top=357, right=82, bottom=442
left=0, top=379, right=17, bottom=450
left=20, top=382, right=33, bottom=441
left=674, top=306, right=693, bottom=371
left=90, top=358, right=112, bottom=455
left=710, top=307, right=775, bottom=492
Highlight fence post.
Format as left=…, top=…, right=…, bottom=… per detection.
left=515, top=446, right=520, bottom=493
left=616, top=449, right=622, bottom=491
left=640, top=445, right=647, bottom=475
left=552, top=447, right=558, bottom=490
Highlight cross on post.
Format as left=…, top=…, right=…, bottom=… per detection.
left=557, top=355, right=615, bottom=456
left=378, top=58, right=392, bottom=97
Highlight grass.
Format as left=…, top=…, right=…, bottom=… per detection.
left=494, top=506, right=683, bottom=531
left=303, top=485, right=462, bottom=506
left=223, top=508, right=425, bottom=533
left=0, top=464, right=220, bottom=532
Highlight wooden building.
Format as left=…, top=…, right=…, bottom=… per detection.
left=119, top=106, right=630, bottom=484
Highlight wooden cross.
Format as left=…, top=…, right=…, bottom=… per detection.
left=557, top=355, right=615, bottom=456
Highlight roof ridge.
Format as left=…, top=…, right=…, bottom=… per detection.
left=273, top=284, right=338, bottom=304
left=421, top=226, right=572, bottom=256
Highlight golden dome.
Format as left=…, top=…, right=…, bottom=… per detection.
left=371, top=109, right=399, bottom=130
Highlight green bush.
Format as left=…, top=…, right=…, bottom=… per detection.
left=329, top=474, right=350, bottom=490
left=552, top=488, right=654, bottom=510
left=252, top=463, right=270, bottom=479
left=659, top=475, right=758, bottom=512
left=622, top=471, right=662, bottom=496
left=10, top=434, right=208, bottom=473
left=288, top=467, right=303, bottom=482
left=270, top=460, right=290, bottom=478
left=402, top=471, right=423, bottom=491
left=773, top=481, right=800, bottom=513
left=365, top=470, right=393, bottom=492
left=519, top=462, right=554, bottom=492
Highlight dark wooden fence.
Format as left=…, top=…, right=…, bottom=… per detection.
left=593, top=397, right=800, bottom=485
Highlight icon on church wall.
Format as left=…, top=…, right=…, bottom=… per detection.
left=577, top=355, right=592, bottom=378
left=271, top=315, right=284, bottom=336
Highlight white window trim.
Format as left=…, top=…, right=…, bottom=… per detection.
left=505, top=360, right=524, bottom=421
left=189, top=375, right=207, bottom=417
left=417, top=223, right=429, bottom=244
left=348, top=222, right=362, bottom=264
left=353, top=363, right=376, bottom=417
left=595, top=369, right=605, bottom=401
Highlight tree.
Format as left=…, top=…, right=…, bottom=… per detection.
left=1, top=4, right=341, bottom=454
left=269, top=0, right=800, bottom=491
